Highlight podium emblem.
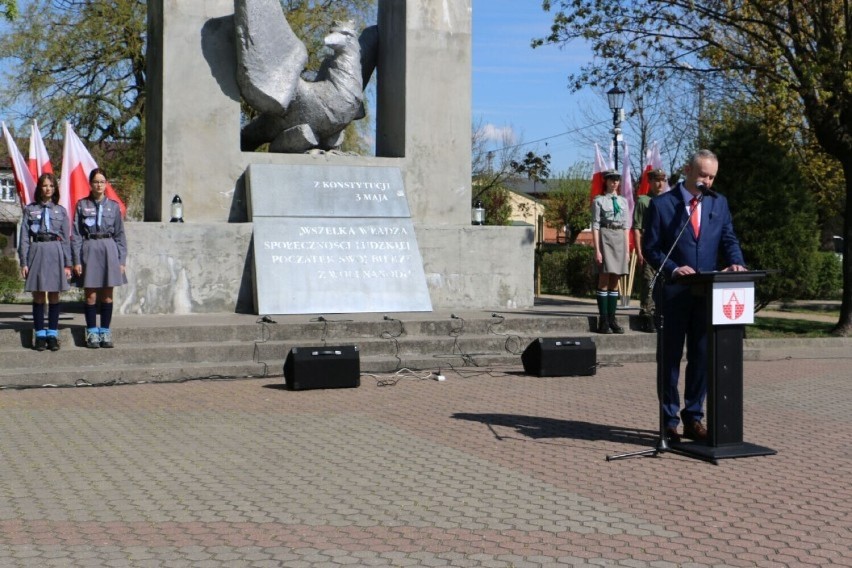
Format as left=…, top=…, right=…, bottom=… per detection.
left=713, top=283, right=754, bottom=325
left=722, top=291, right=746, bottom=320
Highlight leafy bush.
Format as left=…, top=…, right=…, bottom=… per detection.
left=808, top=252, right=842, bottom=300
left=480, top=186, right=512, bottom=226
left=538, top=244, right=595, bottom=296
left=0, top=256, right=22, bottom=303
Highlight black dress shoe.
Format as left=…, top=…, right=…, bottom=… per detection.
left=47, top=336, right=60, bottom=352
left=34, top=337, right=47, bottom=352
left=665, top=427, right=681, bottom=443
left=683, top=421, right=708, bottom=441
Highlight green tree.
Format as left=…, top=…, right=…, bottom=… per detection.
left=535, top=0, right=852, bottom=335
left=0, top=1, right=147, bottom=142
left=480, top=186, right=512, bottom=226
left=712, top=120, right=820, bottom=309
left=0, top=0, right=16, bottom=20
left=544, top=164, right=592, bottom=245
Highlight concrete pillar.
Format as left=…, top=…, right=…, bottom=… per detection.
left=146, top=0, right=246, bottom=222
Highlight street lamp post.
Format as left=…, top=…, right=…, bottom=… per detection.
left=607, top=86, right=626, bottom=169
left=606, top=85, right=629, bottom=310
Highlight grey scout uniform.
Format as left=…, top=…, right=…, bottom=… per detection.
left=72, top=197, right=128, bottom=288
left=593, top=193, right=630, bottom=275
left=18, top=202, right=72, bottom=293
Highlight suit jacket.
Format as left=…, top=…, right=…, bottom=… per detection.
left=642, top=184, right=744, bottom=281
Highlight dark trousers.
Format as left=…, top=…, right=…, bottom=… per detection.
left=658, top=282, right=708, bottom=428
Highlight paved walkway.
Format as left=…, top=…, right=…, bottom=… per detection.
left=1, top=347, right=850, bottom=566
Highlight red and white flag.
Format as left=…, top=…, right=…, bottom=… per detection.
left=28, top=120, right=53, bottom=181
left=2, top=122, right=36, bottom=207
left=636, top=140, right=668, bottom=195
left=59, top=122, right=126, bottom=220
left=589, top=143, right=608, bottom=202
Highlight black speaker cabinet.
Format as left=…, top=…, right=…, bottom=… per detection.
left=522, top=337, right=596, bottom=377
left=284, top=345, right=360, bottom=390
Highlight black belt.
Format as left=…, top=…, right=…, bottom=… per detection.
left=86, top=233, right=113, bottom=240
left=31, top=234, right=59, bottom=242
left=601, top=223, right=624, bottom=229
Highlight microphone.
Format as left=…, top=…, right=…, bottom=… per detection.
left=696, top=183, right=717, bottom=198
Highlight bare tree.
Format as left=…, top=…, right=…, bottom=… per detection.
left=471, top=117, right=526, bottom=199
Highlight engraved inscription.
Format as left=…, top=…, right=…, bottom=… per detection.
left=261, top=222, right=417, bottom=281
left=248, top=165, right=431, bottom=314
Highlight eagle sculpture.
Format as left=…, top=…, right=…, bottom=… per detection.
left=234, top=0, right=378, bottom=153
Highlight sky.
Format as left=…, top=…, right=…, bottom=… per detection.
left=472, top=0, right=611, bottom=175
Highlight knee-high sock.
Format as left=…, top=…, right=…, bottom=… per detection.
left=596, top=290, right=609, bottom=316
left=99, top=302, right=113, bottom=330
left=47, top=302, right=60, bottom=331
left=84, top=303, right=98, bottom=330
left=32, top=303, right=45, bottom=332
left=608, top=290, right=620, bottom=315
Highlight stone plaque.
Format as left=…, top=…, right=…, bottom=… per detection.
left=248, top=163, right=410, bottom=218
left=248, top=164, right=432, bottom=314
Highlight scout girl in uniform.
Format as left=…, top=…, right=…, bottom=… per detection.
left=592, top=170, right=630, bottom=334
left=72, top=168, right=127, bottom=348
left=18, top=173, right=73, bottom=351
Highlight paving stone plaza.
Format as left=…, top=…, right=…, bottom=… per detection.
left=1, top=347, right=849, bottom=567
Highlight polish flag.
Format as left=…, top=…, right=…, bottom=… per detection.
left=589, top=143, right=608, bottom=202
left=636, top=140, right=668, bottom=195
left=2, top=122, right=36, bottom=206
left=620, top=142, right=637, bottom=253
left=59, top=122, right=127, bottom=220
left=28, top=120, right=53, bottom=181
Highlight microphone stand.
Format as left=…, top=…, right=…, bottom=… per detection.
left=606, top=191, right=705, bottom=461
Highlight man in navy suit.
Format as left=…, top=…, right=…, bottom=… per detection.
left=643, top=149, right=746, bottom=443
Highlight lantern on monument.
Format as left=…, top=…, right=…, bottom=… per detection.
left=170, top=194, right=184, bottom=222
left=472, top=200, right=485, bottom=226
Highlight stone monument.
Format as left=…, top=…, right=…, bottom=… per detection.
left=235, top=0, right=379, bottom=153
left=129, top=0, right=533, bottom=314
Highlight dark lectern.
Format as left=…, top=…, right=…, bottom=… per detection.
left=672, top=271, right=776, bottom=462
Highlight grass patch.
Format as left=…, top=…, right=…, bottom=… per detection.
left=747, top=317, right=836, bottom=338
left=774, top=306, right=840, bottom=318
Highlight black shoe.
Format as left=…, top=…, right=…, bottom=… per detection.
left=597, top=316, right=612, bottom=334
left=665, top=427, right=681, bottom=444
left=609, top=316, right=625, bottom=334
left=34, top=337, right=47, bottom=352
left=640, top=315, right=656, bottom=333
left=47, top=336, right=60, bottom=352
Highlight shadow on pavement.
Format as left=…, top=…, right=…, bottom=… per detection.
left=452, top=412, right=656, bottom=445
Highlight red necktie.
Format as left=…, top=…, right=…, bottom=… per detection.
left=690, top=197, right=700, bottom=237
